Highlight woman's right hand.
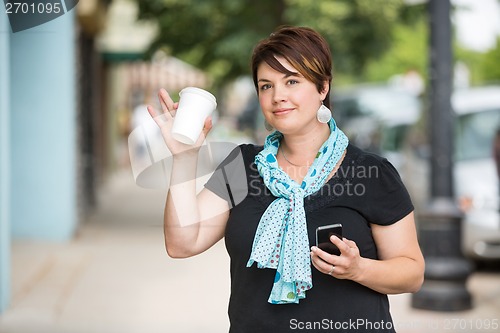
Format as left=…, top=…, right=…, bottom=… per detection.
left=147, top=88, right=212, bottom=156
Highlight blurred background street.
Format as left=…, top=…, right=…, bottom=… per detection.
left=1, top=0, right=500, bottom=332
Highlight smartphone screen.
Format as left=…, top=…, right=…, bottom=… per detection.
left=315, top=223, right=343, bottom=255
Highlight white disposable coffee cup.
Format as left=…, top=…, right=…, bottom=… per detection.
left=171, top=87, right=217, bottom=145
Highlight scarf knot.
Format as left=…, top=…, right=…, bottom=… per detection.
left=247, top=119, right=349, bottom=304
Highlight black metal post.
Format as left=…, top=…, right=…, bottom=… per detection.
left=411, top=0, right=472, bottom=311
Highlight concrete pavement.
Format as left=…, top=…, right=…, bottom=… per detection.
left=0, top=168, right=499, bottom=333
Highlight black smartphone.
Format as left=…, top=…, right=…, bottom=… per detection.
left=315, top=223, right=343, bottom=255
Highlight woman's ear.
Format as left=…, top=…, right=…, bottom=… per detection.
left=320, top=81, right=330, bottom=99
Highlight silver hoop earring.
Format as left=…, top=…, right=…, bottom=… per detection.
left=316, top=104, right=332, bottom=123
left=264, top=120, right=273, bottom=131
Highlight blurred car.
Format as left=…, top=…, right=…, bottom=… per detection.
left=236, top=93, right=265, bottom=144
left=452, top=86, right=500, bottom=260
left=331, top=85, right=422, bottom=170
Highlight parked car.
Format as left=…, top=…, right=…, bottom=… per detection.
left=452, top=86, right=500, bottom=261
left=236, top=93, right=265, bottom=144
left=403, top=86, right=500, bottom=262
left=331, top=84, right=422, bottom=170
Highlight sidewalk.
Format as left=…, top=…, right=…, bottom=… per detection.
left=0, top=169, right=231, bottom=333
left=0, top=169, right=499, bottom=333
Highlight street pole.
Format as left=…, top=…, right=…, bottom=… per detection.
left=411, top=0, right=473, bottom=311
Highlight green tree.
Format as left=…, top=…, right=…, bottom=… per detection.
left=136, top=0, right=407, bottom=88
left=363, top=18, right=427, bottom=83
left=284, top=0, right=402, bottom=77
left=454, top=45, right=485, bottom=86
left=480, top=37, right=500, bottom=84
left=355, top=2, right=494, bottom=87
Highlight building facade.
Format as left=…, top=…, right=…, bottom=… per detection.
left=0, top=9, right=79, bottom=313
left=1, top=7, right=11, bottom=314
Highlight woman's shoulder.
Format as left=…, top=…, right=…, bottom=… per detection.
left=238, top=143, right=263, bottom=155
left=343, top=144, right=404, bottom=184
left=345, top=143, right=387, bottom=166
left=214, top=143, right=263, bottom=171
left=214, top=142, right=260, bottom=160
left=232, top=143, right=264, bottom=163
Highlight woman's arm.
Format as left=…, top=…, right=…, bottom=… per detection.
left=148, top=89, right=231, bottom=259
left=311, top=212, right=425, bottom=294
left=164, top=153, right=230, bottom=258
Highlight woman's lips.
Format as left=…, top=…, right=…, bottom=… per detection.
left=273, top=108, right=293, bottom=116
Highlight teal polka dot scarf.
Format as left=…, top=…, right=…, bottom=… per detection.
left=247, top=118, right=349, bottom=304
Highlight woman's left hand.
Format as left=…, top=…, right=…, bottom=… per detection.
left=310, top=235, right=364, bottom=281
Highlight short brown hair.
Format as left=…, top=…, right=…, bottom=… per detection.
left=251, top=26, right=333, bottom=108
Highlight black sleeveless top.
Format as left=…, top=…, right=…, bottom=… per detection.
left=205, top=143, right=413, bottom=333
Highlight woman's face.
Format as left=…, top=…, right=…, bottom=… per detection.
left=256, top=57, right=328, bottom=135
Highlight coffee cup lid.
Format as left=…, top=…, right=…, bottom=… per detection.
left=179, top=87, right=217, bottom=106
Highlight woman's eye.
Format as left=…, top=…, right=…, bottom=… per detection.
left=287, top=79, right=298, bottom=85
left=260, top=84, right=271, bottom=91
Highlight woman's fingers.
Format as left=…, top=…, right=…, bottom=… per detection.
left=201, top=116, right=213, bottom=137
left=194, top=116, right=213, bottom=146
left=171, top=102, right=179, bottom=117
left=310, top=251, right=334, bottom=273
left=311, top=246, right=338, bottom=266
left=146, top=105, right=162, bottom=124
left=330, top=235, right=351, bottom=256
left=146, top=104, right=158, bottom=118
left=311, top=236, right=361, bottom=278
left=147, top=105, right=169, bottom=127
left=148, top=88, right=179, bottom=127
left=158, top=89, right=176, bottom=115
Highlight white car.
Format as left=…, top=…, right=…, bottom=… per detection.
left=453, top=86, right=500, bottom=260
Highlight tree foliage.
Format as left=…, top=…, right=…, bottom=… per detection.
left=136, top=0, right=408, bottom=88
left=363, top=18, right=428, bottom=83
left=362, top=2, right=499, bottom=87
left=480, top=37, right=500, bottom=84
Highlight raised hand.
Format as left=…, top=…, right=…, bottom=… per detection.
left=147, top=88, right=212, bottom=156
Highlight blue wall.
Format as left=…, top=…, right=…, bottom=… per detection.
left=9, top=12, right=77, bottom=240
left=0, top=9, right=11, bottom=313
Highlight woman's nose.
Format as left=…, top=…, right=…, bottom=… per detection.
left=272, top=84, right=287, bottom=104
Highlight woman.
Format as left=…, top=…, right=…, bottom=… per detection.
left=148, top=26, right=424, bottom=332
